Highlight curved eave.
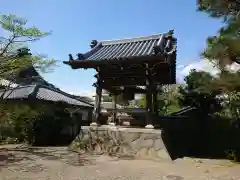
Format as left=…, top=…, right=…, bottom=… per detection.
left=63, top=54, right=168, bottom=69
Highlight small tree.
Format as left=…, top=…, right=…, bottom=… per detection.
left=178, top=69, right=222, bottom=115
left=0, top=14, right=56, bottom=142
left=0, top=14, right=55, bottom=94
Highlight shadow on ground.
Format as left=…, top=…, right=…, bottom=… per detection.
left=0, top=146, right=95, bottom=168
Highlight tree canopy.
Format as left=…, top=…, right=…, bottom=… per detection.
left=197, top=0, right=240, bottom=67
left=178, top=70, right=222, bottom=114
left=0, top=14, right=55, bottom=82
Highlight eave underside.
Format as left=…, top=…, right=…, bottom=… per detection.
left=65, top=55, right=176, bottom=93
left=98, top=65, right=175, bottom=94
left=64, top=55, right=166, bottom=69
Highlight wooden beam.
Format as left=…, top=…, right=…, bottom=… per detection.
left=102, top=80, right=146, bottom=86
left=63, top=55, right=167, bottom=69
left=102, top=86, right=146, bottom=94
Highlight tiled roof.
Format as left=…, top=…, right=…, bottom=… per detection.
left=0, top=85, right=35, bottom=99
left=77, top=32, right=176, bottom=61
left=15, top=66, right=58, bottom=89
left=0, top=85, right=93, bottom=107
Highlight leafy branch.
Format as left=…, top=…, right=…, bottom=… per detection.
left=0, top=14, right=55, bottom=81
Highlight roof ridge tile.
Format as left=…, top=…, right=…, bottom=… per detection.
left=100, top=33, right=163, bottom=46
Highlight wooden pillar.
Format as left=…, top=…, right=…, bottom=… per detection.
left=153, top=89, right=158, bottom=116
left=145, top=63, right=154, bottom=129
left=92, top=80, right=102, bottom=126
left=111, top=94, right=117, bottom=126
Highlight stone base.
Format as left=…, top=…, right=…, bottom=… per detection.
left=145, top=124, right=154, bottom=129
left=108, top=122, right=116, bottom=126
left=70, top=126, right=171, bottom=161
left=90, top=122, right=98, bottom=126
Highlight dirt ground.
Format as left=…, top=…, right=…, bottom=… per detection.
left=0, top=145, right=240, bottom=180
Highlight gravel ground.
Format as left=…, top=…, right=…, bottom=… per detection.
left=0, top=145, right=240, bottom=180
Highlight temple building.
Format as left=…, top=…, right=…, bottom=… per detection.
left=64, top=31, right=177, bottom=128
left=0, top=66, right=94, bottom=122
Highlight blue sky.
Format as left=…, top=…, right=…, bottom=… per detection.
left=1, top=0, right=223, bottom=95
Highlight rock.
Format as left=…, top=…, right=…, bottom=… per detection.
left=131, top=138, right=140, bottom=150
left=157, top=149, right=171, bottom=160
left=154, top=139, right=164, bottom=150
left=121, top=132, right=140, bottom=144
left=137, top=148, right=148, bottom=157
left=81, top=134, right=89, bottom=142
left=141, top=139, right=154, bottom=148
left=94, top=144, right=102, bottom=153
left=97, top=130, right=107, bottom=137
left=148, top=148, right=157, bottom=158
left=132, top=138, right=153, bottom=151
left=111, top=146, right=120, bottom=154
left=142, top=133, right=159, bottom=140
left=121, top=146, right=132, bottom=155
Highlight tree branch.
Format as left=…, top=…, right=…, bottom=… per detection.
left=0, top=36, right=16, bottom=57
left=13, top=38, right=40, bottom=43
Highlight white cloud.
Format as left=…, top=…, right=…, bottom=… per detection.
left=180, top=59, right=219, bottom=76
left=177, top=59, right=240, bottom=83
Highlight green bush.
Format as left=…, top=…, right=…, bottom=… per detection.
left=0, top=102, right=45, bottom=144
left=0, top=100, right=79, bottom=145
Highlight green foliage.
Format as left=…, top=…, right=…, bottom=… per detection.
left=0, top=102, right=46, bottom=143
left=137, top=85, right=181, bottom=115
left=159, top=85, right=181, bottom=115
left=178, top=70, right=222, bottom=114
left=214, top=71, right=240, bottom=92
left=220, top=92, right=240, bottom=122
left=0, top=101, right=76, bottom=145
left=0, top=13, right=55, bottom=80
left=197, top=0, right=240, bottom=66
left=102, top=93, right=130, bottom=106
left=197, top=0, right=239, bottom=18
left=225, top=149, right=240, bottom=162
left=138, top=94, right=146, bottom=108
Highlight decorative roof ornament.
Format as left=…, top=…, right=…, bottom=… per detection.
left=68, top=54, right=74, bottom=61
left=166, top=29, right=174, bottom=38
left=90, top=40, right=98, bottom=48
left=77, top=53, right=84, bottom=60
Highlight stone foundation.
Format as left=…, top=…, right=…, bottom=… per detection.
left=69, top=125, right=171, bottom=161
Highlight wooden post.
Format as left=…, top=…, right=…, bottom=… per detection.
left=112, top=94, right=117, bottom=125
left=153, top=89, right=158, bottom=116
left=145, top=63, right=154, bottom=129
left=92, top=80, right=102, bottom=126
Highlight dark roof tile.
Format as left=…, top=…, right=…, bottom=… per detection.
left=78, top=33, right=175, bottom=61
left=0, top=85, right=93, bottom=107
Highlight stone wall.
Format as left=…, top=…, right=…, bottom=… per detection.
left=69, top=125, right=171, bottom=161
